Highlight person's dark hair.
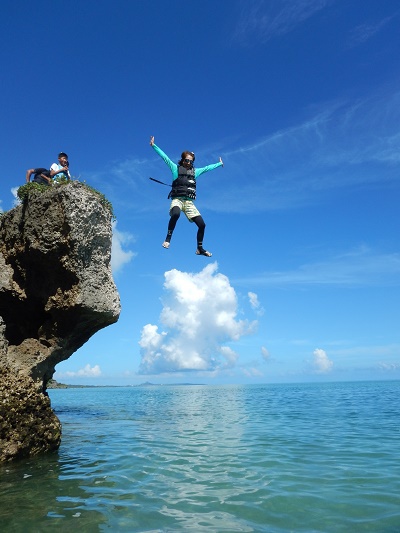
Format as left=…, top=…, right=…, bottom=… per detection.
left=178, top=151, right=195, bottom=165
left=58, top=152, right=68, bottom=158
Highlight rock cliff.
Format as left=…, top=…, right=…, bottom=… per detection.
left=0, top=182, right=121, bottom=461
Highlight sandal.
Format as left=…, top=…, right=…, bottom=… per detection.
left=196, top=247, right=212, bottom=257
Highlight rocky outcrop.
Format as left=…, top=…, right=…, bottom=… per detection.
left=0, top=182, right=120, bottom=461
left=0, top=364, right=62, bottom=461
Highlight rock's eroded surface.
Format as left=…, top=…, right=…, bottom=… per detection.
left=0, top=182, right=120, bottom=461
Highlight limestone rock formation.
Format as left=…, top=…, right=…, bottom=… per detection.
left=0, top=182, right=121, bottom=461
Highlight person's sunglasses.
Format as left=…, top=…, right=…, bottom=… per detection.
left=184, top=158, right=193, bottom=163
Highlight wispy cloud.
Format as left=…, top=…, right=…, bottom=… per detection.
left=261, top=346, right=270, bottom=361
left=347, top=12, right=399, bottom=48
left=242, top=366, right=264, bottom=377
left=330, top=343, right=400, bottom=359
left=232, top=0, right=330, bottom=46
left=111, top=221, right=136, bottom=275
left=138, top=262, right=257, bottom=374
left=377, top=361, right=400, bottom=372
left=203, top=90, right=400, bottom=213
left=81, top=89, right=400, bottom=218
left=248, top=291, right=265, bottom=316
left=234, top=246, right=400, bottom=288
left=82, top=157, right=161, bottom=214
left=327, top=345, right=400, bottom=375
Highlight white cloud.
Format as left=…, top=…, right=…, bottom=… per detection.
left=138, top=262, right=257, bottom=374
left=59, top=364, right=102, bottom=378
left=11, top=187, right=20, bottom=207
left=261, top=346, right=270, bottom=361
left=377, top=362, right=400, bottom=372
left=312, top=348, right=333, bottom=373
left=248, top=291, right=265, bottom=315
left=111, top=221, right=136, bottom=274
left=242, top=366, right=264, bottom=377
left=219, top=346, right=240, bottom=367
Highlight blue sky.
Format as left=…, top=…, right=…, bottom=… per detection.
left=1, top=0, right=399, bottom=385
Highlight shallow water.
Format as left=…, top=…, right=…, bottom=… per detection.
left=1, top=382, right=400, bottom=532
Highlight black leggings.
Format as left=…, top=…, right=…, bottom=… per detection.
left=166, top=207, right=206, bottom=245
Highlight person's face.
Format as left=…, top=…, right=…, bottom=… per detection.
left=58, top=155, right=68, bottom=166
left=182, top=155, right=193, bottom=168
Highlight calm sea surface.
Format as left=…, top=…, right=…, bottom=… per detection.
left=1, top=381, right=400, bottom=532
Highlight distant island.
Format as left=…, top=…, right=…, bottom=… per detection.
left=47, top=380, right=205, bottom=388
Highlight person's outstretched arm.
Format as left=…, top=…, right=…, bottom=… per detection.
left=149, top=136, right=178, bottom=178
left=195, top=157, right=224, bottom=178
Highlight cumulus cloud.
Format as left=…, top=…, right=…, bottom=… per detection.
left=111, top=221, right=136, bottom=274
left=138, top=263, right=257, bottom=374
left=261, top=346, right=270, bottom=361
left=312, top=348, right=333, bottom=373
left=60, top=364, right=102, bottom=378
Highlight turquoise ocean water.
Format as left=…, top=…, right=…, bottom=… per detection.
left=1, top=381, right=400, bottom=532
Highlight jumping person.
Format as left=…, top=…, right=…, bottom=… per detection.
left=150, top=136, right=223, bottom=257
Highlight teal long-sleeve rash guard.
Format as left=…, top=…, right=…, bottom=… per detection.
left=152, top=143, right=222, bottom=181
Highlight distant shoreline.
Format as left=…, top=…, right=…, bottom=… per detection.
left=47, top=380, right=205, bottom=389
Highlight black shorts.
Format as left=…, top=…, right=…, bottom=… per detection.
left=33, top=176, right=50, bottom=186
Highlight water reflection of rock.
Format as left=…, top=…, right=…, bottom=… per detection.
left=0, top=453, right=107, bottom=530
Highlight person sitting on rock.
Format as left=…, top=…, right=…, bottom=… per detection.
left=50, top=152, right=71, bottom=181
left=26, top=168, right=52, bottom=186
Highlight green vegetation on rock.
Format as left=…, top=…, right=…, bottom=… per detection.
left=16, top=179, right=116, bottom=221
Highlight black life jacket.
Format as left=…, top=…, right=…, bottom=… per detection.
left=170, top=165, right=196, bottom=200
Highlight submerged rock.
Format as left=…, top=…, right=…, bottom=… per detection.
left=0, top=182, right=120, bottom=461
